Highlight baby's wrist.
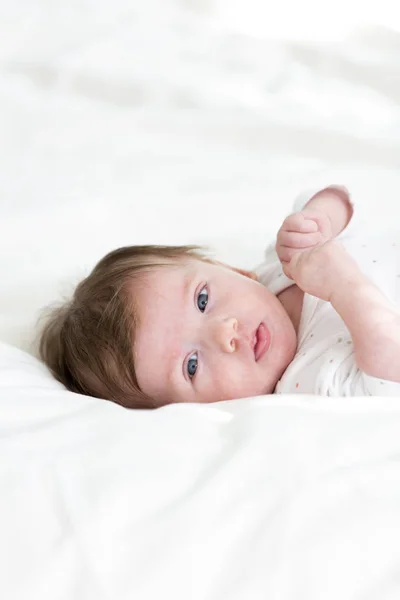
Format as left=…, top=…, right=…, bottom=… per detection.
left=322, top=246, right=365, bottom=303
left=329, top=270, right=371, bottom=306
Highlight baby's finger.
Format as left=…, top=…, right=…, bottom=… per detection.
left=282, top=213, right=318, bottom=233
left=277, top=245, right=302, bottom=264
left=277, top=230, right=323, bottom=249
left=281, top=260, right=293, bottom=280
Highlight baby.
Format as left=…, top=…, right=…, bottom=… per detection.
left=39, top=184, right=400, bottom=408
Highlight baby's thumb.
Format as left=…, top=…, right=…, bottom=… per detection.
left=282, top=259, right=294, bottom=280
left=283, top=251, right=302, bottom=281
left=290, top=250, right=301, bottom=266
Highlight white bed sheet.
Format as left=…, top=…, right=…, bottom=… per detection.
left=2, top=342, right=400, bottom=600
left=1, top=2, right=400, bottom=599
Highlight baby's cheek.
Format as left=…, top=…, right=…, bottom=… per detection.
left=206, top=355, right=274, bottom=403
left=207, top=372, right=243, bottom=403
left=214, top=368, right=260, bottom=402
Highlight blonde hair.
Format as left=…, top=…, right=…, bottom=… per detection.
left=39, top=245, right=209, bottom=409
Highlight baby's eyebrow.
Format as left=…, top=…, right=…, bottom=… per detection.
left=182, top=269, right=194, bottom=305
left=164, top=269, right=195, bottom=391
left=166, top=348, right=189, bottom=398
left=178, top=268, right=201, bottom=380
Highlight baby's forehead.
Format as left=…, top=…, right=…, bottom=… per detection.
left=129, top=257, right=195, bottom=302
left=130, top=258, right=196, bottom=353
left=131, top=256, right=218, bottom=314
left=138, top=257, right=230, bottom=297
left=145, top=255, right=210, bottom=277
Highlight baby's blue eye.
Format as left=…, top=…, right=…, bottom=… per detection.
left=187, top=285, right=207, bottom=380
left=197, top=286, right=208, bottom=312
left=187, top=353, right=198, bottom=379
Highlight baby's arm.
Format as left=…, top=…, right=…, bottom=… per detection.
left=275, top=186, right=400, bottom=382
left=287, top=240, right=400, bottom=383
left=330, top=269, right=400, bottom=383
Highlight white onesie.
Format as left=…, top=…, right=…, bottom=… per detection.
left=255, top=181, right=400, bottom=397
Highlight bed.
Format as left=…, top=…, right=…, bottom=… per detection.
left=1, top=3, right=400, bottom=598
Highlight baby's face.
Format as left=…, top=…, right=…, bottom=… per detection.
left=132, top=258, right=297, bottom=405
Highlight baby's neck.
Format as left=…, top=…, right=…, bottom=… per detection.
left=277, top=284, right=304, bottom=334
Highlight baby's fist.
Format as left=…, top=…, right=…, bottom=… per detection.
left=276, top=208, right=333, bottom=268
left=284, top=240, right=361, bottom=302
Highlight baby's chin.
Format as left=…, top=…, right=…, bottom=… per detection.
left=259, top=344, right=296, bottom=396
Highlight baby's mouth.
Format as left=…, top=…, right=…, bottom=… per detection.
left=253, top=322, right=271, bottom=361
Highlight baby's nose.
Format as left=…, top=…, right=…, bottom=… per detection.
left=213, top=317, right=239, bottom=353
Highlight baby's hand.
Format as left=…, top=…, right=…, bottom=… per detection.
left=283, top=240, right=362, bottom=302
left=276, top=208, right=333, bottom=271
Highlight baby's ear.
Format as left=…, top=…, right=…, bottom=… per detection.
left=232, top=267, right=259, bottom=281
left=210, top=259, right=259, bottom=281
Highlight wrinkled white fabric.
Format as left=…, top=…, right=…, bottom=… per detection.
left=3, top=340, right=400, bottom=600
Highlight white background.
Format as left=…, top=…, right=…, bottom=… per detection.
left=1, top=0, right=400, bottom=350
